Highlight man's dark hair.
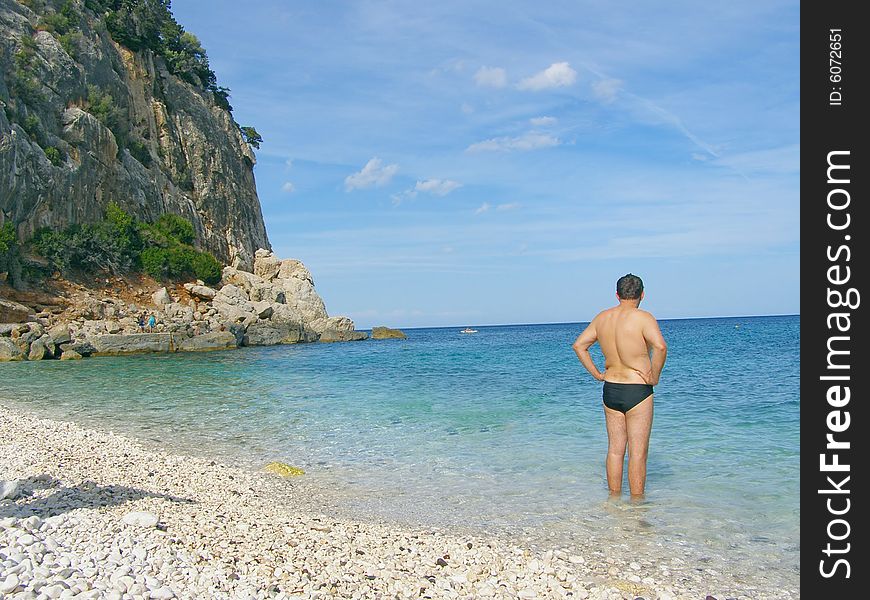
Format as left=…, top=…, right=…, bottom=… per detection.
left=616, top=273, right=644, bottom=300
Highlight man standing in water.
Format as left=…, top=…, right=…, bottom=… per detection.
left=572, top=274, right=668, bottom=497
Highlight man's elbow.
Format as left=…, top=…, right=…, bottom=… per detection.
left=654, top=341, right=668, bottom=353
left=572, top=340, right=587, bottom=352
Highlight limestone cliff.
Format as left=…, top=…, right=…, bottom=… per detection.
left=0, top=0, right=270, bottom=269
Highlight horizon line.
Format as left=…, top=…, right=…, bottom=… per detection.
left=357, top=312, right=800, bottom=331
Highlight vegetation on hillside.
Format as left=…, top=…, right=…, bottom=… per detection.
left=8, top=0, right=262, bottom=150
left=31, top=203, right=223, bottom=284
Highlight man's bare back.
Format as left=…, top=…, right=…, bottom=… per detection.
left=593, top=305, right=665, bottom=385
left=572, top=274, right=667, bottom=497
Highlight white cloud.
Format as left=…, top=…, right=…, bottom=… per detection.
left=475, top=202, right=520, bottom=215
left=285, top=158, right=294, bottom=168
left=592, top=78, right=623, bottom=103
left=281, top=181, right=296, bottom=193
left=517, top=62, right=577, bottom=91
left=393, top=178, right=462, bottom=206
left=530, top=116, right=557, bottom=127
left=474, top=66, right=507, bottom=88
left=461, top=102, right=474, bottom=114
left=415, top=179, right=462, bottom=196
left=344, top=157, right=399, bottom=191
left=466, top=132, right=560, bottom=153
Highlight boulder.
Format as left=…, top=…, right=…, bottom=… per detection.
left=221, top=267, right=262, bottom=292
left=279, top=278, right=328, bottom=325
left=27, top=334, right=55, bottom=360
left=0, top=299, right=31, bottom=322
left=371, top=326, right=407, bottom=340
left=319, top=329, right=368, bottom=342
left=48, top=325, right=72, bottom=345
left=69, top=339, right=97, bottom=357
left=91, top=333, right=172, bottom=355
left=184, top=284, right=217, bottom=301
left=152, top=287, right=172, bottom=305
left=175, top=331, right=238, bottom=352
left=243, top=322, right=304, bottom=346
left=60, top=349, right=83, bottom=360
left=252, top=301, right=274, bottom=319
left=253, top=249, right=281, bottom=281
left=0, top=323, right=29, bottom=337
left=105, top=320, right=122, bottom=334
left=277, top=259, right=314, bottom=285
left=0, top=338, right=25, bottom=361
left=248, top=282, right=285, bottom=304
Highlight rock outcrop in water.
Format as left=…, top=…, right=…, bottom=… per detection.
left=0, top=249, right=367, bottom=361
left=0, top=0, right=269, bottom=269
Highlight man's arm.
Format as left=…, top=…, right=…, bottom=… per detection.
left=572, top=319, right=605, bottom=381
left=642, top=314, right=668, bottom=385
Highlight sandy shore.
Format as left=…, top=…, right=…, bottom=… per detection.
left=0, top=405, right=792, bottom=599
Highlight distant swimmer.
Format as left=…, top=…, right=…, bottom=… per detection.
left=572, top=274, right=668, bottom=497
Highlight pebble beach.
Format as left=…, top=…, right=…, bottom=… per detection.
left=0, top=405, right=795, bottom=600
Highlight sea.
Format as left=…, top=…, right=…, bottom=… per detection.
left=1, top=315, right=799, bottom=591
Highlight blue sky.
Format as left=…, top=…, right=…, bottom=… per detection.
left=173, top=0, right=799, bottom=328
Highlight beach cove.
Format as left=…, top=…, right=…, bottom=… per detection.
left=0, top=317, right=799, bottom=599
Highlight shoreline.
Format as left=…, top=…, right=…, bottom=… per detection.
left=0, top=405, right=793, bottom=599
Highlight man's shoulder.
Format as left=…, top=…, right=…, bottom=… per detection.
left=635, top=309, right=659, bottom=322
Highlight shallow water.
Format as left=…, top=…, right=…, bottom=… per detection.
left=1, top=315, right=799, bottom=590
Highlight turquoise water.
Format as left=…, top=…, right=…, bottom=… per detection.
left=1, top=315, right=799, bottom=586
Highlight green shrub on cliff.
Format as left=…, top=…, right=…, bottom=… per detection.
left=31, top=203, right=222, bottom=284
left=140, top=245, right=220, bottom=284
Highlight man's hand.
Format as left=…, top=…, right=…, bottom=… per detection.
left=636, top=368, right=656, bottom=385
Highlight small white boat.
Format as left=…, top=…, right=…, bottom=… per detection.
left=460, top=327, right=478, bottom=334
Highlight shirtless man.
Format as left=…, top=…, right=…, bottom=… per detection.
left=572, top=274, right=668, bottom=497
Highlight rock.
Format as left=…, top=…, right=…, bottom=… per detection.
left=0, top=323, right=30, bottom=336
left=0, top=572, right=19, bottom=594
left=221, top=267, right=262, bottom=292
left=248, top=282, right=285, bottom=304
left=371, top=326, right=407, bottom=340
left=91, top=334, right=172, bottom=355
left=48, top=325, right=72, bottom=345
left=184, top=284, right=217, bottom=301
left=279, top=277, right=328, bottom=325
left=176, top=331, right=238, bottom=352
left=0, top=299, right=31, bottom=322
left=60, top=349, right=83, bottom=360
left=152, top=287, right=172, bottom=305
left=320, top=329, right=368, bottom=343
left=277, top=259, right=314, bottom=285
left=253, top=249, right=281, bottom=281
left=0, top=479, right=20, bottom=500
left=121, top=511, right=159, bottom=528
left=105, top=320, right=122, bottom=334
left=69, top=339, right=97, bottom=357
left=319, top=316, right=367, bottom=342
left=28, top=335, right=53, bottom=360
left=263, top=462, right=305, bottom=477
left=0, top=338, right=25, bottom=361
left=252, top=301, right=274, bottom=319
left=243, top=322, right=303, bottom=346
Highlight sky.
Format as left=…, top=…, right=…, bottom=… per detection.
left=172, top=0, right=799, bottom=329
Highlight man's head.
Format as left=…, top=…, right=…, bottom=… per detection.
left=616, top=273, right=644, bottom=301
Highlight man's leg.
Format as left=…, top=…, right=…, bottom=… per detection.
left=625, top=395, right=654, bottom=497
left=603, top=405, right=627, bottom=494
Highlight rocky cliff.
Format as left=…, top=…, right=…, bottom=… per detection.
left=0, top=0, right=269, bottom=269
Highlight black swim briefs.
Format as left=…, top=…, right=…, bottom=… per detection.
left=602, top=381, right=654, bottom=414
